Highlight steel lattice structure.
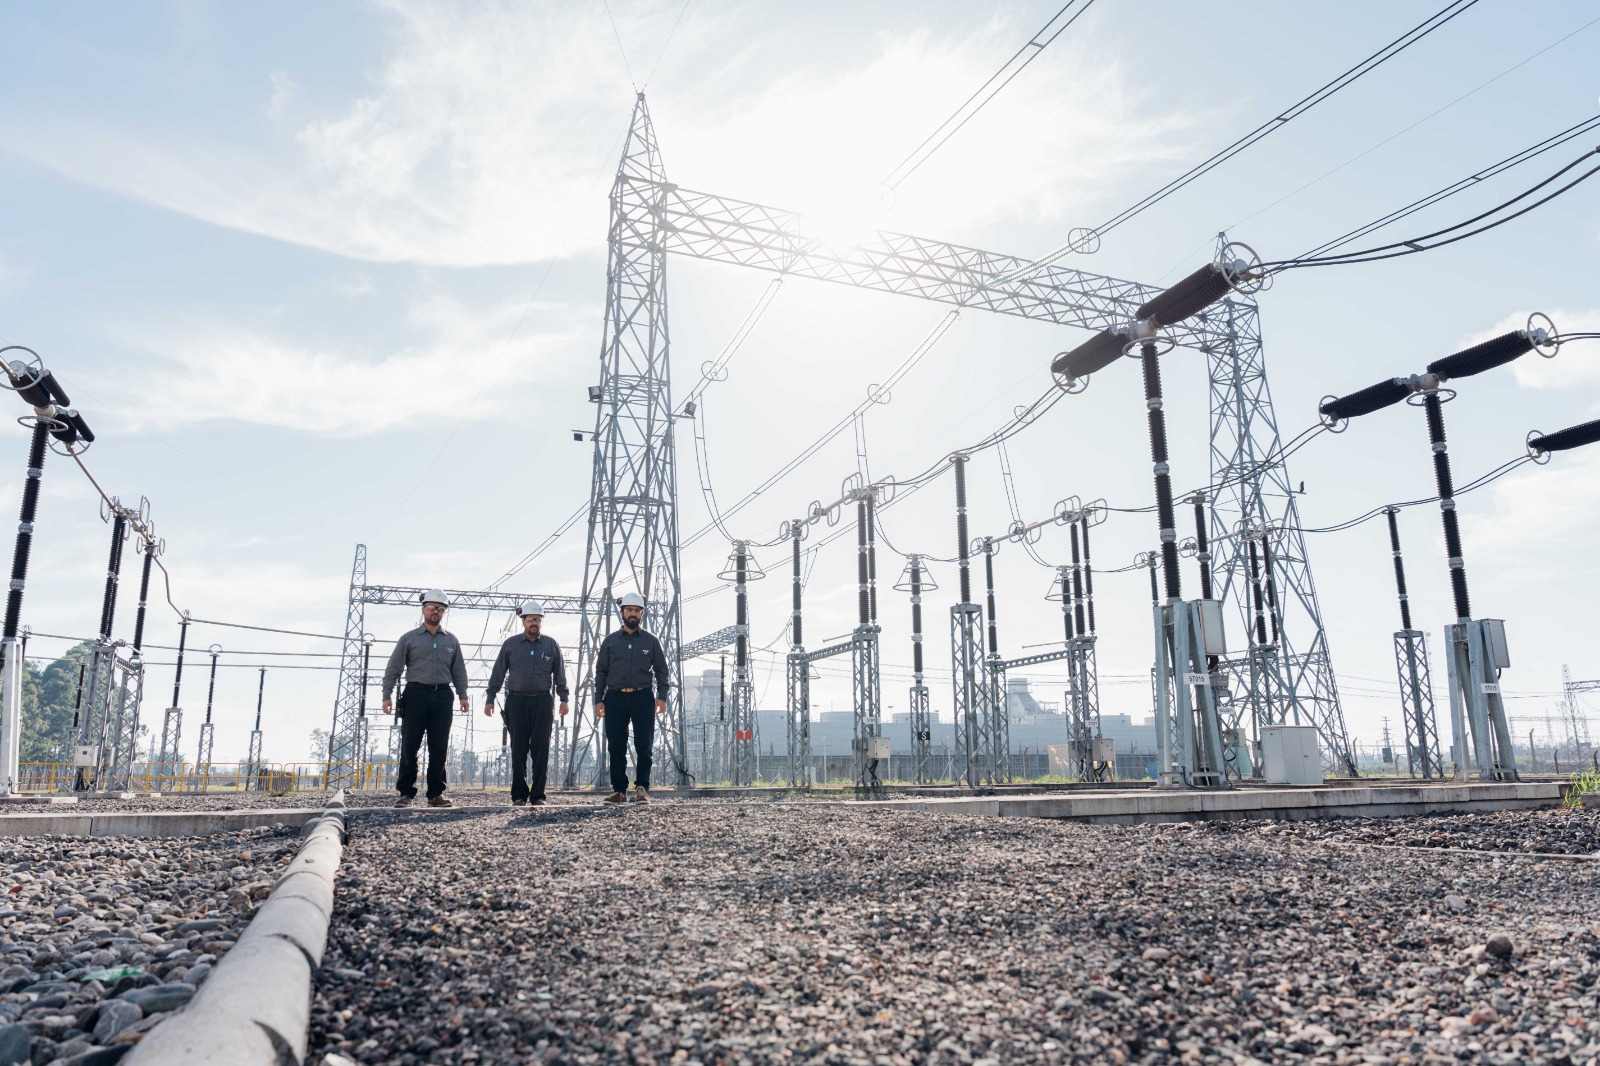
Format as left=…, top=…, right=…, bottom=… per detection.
left=1206, top=299, right=1354, bottom=774
left=566, top=94, right=688, bottom=790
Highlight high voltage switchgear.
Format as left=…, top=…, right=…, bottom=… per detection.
left=1384, top=509, right=1444, bottom=779
left=1319, top=314, right=1573, bottom=780
left=717, top=540, right=763, bottom=786
left=893, top=555, right=936, bottom=784
left=192, top=644, right=222, bottom=790
left=0, top=348, right=93, bottom=795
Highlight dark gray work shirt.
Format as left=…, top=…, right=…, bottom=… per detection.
left=486, top=633, right=568, bottom=702
left=593, top=628, right=671, bottom=703
left=382, top=626, right=470, bottom=700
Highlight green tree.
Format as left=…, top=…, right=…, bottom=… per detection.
left=28, top=642, right=94, bottom=762
left=308, top=728, right=330, bottom=762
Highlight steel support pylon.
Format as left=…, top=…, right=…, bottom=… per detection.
left=1206, top=298, right=1354, bottom=775
left=1064, top=637, right=1103, bottom=780
left=950, top=604, right=990, bottom=787
left=852, top=625, right=884, bottom=798
left=566, top=92, right=686, bottom=790
left=786, top=653, right=810, bottom=786
left=327, top=544, right=368, bottom=790
left=1394, top=629, right=1443, bottom=778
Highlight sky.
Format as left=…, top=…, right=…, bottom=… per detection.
left=0, top=0, right=1597, bottom=767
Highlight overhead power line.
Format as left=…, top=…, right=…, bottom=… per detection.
left=682, top=311, right=959, bottom=549
left=882, top=0, right=1098, bottom=191
left=1001, top=0, right=1485, bottom=281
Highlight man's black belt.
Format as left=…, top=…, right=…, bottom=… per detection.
left=406, top=682, right=450, bottom=689
left=507, top=690, right=551, bottom=696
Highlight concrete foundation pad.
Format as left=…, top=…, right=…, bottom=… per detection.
left=852, top=780, right=1567, bottom=824
left=0, top=794, right=78, bottom=805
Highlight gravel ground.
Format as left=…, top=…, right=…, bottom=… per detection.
left=308, top=804, right=1600, bottom=1066
left=0, top=824, right=302, bottom=1065
left=0, top=790, right=521, bottom=815
left=1200, top=807, right=1600, bottom=856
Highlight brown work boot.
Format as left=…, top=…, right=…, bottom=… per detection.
left=394, top=796, right=414, bottom=808
left=631, top=786, right=649, bottom=804
left=530, top=799, right=549, bottom=807
left=603, top=792, right=627, bottom=805
left=427, top=795, right=453, bottom=808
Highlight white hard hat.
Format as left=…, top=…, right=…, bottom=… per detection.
left=616, top=592, right=646, bottom=609
left=421, top=589, right=449, bottom=608
left=518, top=601, right=544, bottom=618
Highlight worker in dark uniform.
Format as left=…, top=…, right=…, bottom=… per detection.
left=381, top=589, right=470, bottom=808
left=593, top=591, right=670, bottom=804
left=484, top=601, right=569, bottom=807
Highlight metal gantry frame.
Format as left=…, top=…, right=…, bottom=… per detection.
left=947, top=456, right=994, bottom=787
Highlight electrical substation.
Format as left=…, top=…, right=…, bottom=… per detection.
left=3, top=5, right=1600, bottom=1064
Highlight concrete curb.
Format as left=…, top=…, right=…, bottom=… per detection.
left=125, top=791, right=348, bottom=1066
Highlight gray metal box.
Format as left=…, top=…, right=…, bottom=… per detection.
left=73, top=745, right=97, bottom=768
left=1260, top=725, right=1321, bottom=785
left=1196, top=599, right=1227, bottom=656
left=1482, top=619, right=1510, bottom=669
left=868, top=736, right=892, bottom=760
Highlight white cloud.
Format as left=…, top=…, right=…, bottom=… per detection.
left=106, top=292, right=578, bottom=436
left=0, top=2, right=1208, bottom=267
left=266, top=70, right=296, bottom=120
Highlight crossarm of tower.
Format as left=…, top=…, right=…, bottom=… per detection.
left=654, top=181, right=1236, bottom=345
left=358, top=585, right=583, bottom=614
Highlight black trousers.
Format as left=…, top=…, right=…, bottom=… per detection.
left=604, top=689, right=655, bottom=794
left=503, top=692, right=554, bottom=802
left=396, top=683, right=454, bottom=799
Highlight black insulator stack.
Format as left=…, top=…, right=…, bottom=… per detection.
left=1320, top=378, right=1414, bottom=421
left=909, top=559, right=925, bottom=679
left=253, top=668, right=266, bottom=730
left=790, top=526, right=803, bottom=647
left=1051, top=328, right=1129, bottom=379
left=954, top=456, right=972, bottom=604
left=1424, top=393, right=1471, bottom=621
left=865, top=494, right=879, bottom=625
left=1141, top=342, right=1182, bottom=601
left=856, top=500, right=870, bottom=627
left=70, top=663, right=85, bottom=730
left=1080, top=518, right=1097, bottom=635
left=1385, top=508, right=1414, bottom=631
left=131, top=550, right=155, bottom=653
left=1261, top=538, right=1282, bottom=644
left=735, top=544, right=749, bottom=670
left=97, top=513, right=128, bottom=642
left=170, top=619, right=189, bottom=707
left=1136, top=263, right=1232, bottom=327
left=1060, top=570, right=1074, bottom=643
left=1193, top=494, right=1213, bottom=600
left=1427, top=330, right=1534, bottom=381
left=1529, top=418, right=1600, bottom=455
left=983, top=544, right=999, bottom=656
left=1246, top=539, right=1269, bottom=646
left=1146, top=554, right=1160, bottom=606
left=1069, top=524, right=1086, bottom=635
left=4, top=423, right=49, bottom=641
left=204, top=652, right=219, bottom=724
